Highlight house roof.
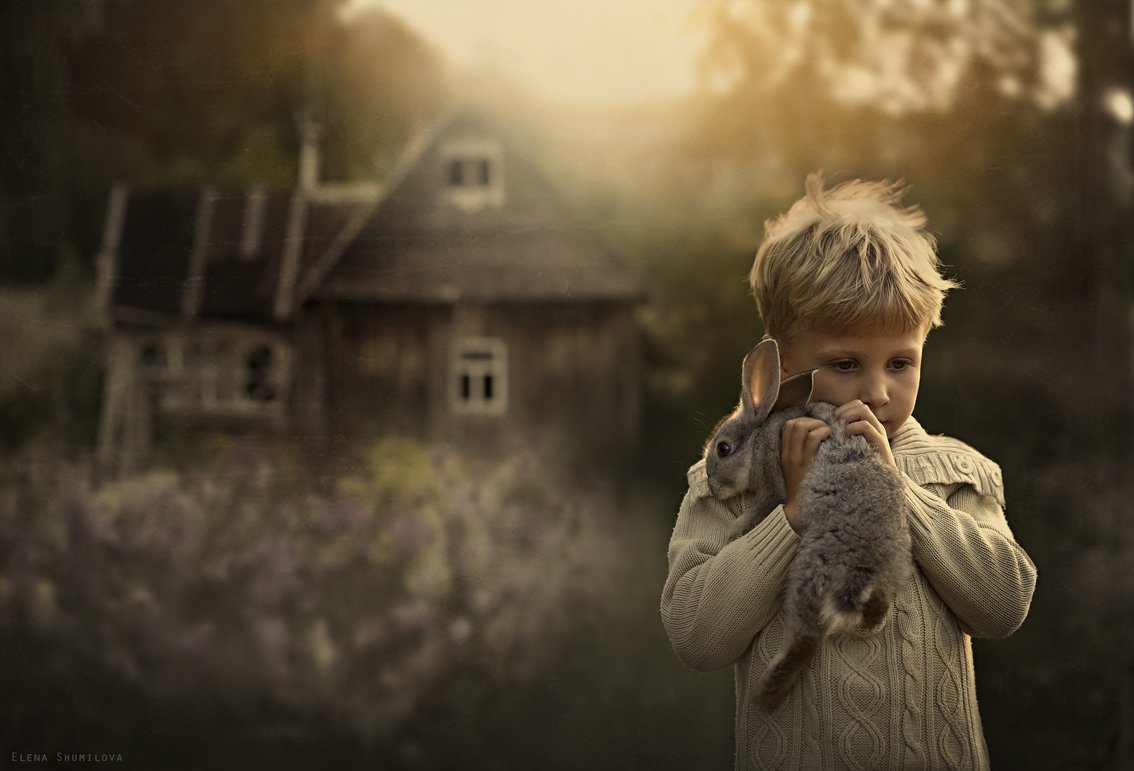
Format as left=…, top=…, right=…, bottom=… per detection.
left=99, top=105, right=641, bottom=325
left=318, top=224, right=640, bottom=303
left=102, top=186, right=376, bottom=324
left=313, top=108, right=642, bottom=304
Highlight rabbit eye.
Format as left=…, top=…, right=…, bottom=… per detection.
left=716, top=441, right=732, bottom=457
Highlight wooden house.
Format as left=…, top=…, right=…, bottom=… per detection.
left=95, top=107, right=643, bottom=474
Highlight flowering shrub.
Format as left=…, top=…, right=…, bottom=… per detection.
left=0, top=439, right=620, bottom=745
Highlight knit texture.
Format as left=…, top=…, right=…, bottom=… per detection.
left=661, top=417, right=1037, bottom=770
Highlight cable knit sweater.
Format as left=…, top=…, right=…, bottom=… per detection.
left=661, top=417, right=1037, bottom=770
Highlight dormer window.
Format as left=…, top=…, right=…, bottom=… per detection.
left=442, top=139, right=504, bottom=211
left=448, top=156, right=492, bottom=187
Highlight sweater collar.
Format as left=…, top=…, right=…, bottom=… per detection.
left=888, top=415, right=1005, bottom=507
left=890, top=415, right=928, bottom=457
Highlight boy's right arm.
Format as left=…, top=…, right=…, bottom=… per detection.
left=660, top=461, right=800, bottom=672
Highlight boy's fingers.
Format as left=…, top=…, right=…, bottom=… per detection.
left=845, top=419, right=898, bottom=467
left=836, top=401, right=873, bottom=423
left=845, top=418, right=883, bottom=437
left=782, top=418, right=831, bottom=462
left=846, top=419, right=887, bottom=450
left=783, top=420, right=815, bottom=447
left=837, top=401, right=886, bottom=434
left=803, top=426, right=832, bottom=454
left=783, top=417, right=827, bottom=435
left=833, top=400, right=864, bottom=419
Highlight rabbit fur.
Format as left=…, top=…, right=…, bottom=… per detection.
left=703, top=338, right=912, bottom=710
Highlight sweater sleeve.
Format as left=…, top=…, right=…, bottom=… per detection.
left=660, top=463, right=800, bottom=672
left=903, top=476, right=1037, bottom=639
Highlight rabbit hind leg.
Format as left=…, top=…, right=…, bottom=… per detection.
left=756, top=633, right=818, bottom=711
left=860, top=588, right=891, bottom=629
left=823, top=567, right=889, bottom=631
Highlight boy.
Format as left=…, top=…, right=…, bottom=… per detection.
left=660, top=174, right=1036, bottom=770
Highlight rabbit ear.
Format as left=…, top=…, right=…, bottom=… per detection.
left=772, top=369, right=815, bottom=412
left=741, top=339, right=782, bottom=424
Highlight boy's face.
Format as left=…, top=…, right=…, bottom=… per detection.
left=778, top=327, right=925, bottom=438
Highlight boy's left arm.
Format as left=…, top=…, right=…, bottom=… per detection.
left=902, top=474, right=1037, bottom=638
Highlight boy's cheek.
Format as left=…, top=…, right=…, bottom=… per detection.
left=808, top=376, right=850, bottom=406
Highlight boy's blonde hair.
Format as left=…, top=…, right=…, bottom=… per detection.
left=749, top=173, right=959, bottom=340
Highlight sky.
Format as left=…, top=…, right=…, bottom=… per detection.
left=342, top=1, right=1089, bottom=115
left=345, top=0, right=706, bottom=105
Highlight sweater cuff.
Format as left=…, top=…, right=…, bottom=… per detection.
left=738, top=503, right=800, bottom=570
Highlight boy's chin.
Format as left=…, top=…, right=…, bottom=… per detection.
left=883, top=417, right=910, bottom=438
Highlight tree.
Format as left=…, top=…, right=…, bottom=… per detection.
left=0, top=0, right=452, bottom=282
left=0, top=1, right=101, bottom=282
left=1070, top=0, right=1134, bottom=401
left=64, top=0, right=334, bottom=188
left=693, top=0, right=1071, bottom=170
left=318, top=8, right=452, bottom=181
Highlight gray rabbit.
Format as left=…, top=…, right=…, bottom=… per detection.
left=704, top=338, right=912, bottom=710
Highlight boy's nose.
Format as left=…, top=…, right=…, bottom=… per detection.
left=860, top=376, right=890, bottom=408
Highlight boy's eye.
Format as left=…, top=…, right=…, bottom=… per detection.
left=889, top=358, right=913, bottom=371
left=831, top=360, right=856, bottom=372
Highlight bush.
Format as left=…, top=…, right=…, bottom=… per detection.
left=0, top=280, right=102, bottom=454
left=0, top=439, right=620, bottom=759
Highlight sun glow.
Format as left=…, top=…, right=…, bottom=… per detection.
left=344, top=0, right=704, bottom=105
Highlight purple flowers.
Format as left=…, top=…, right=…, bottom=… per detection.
left=0, top=438, right=619, bottom=740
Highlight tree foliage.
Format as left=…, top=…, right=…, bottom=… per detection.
left=0, top=0, right=452, bottom=283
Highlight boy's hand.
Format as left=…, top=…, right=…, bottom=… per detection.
left=834, top=400, right=897, bottom=469
left=780, top=417, right=831, bottom=531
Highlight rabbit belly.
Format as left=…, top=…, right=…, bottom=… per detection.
left=788, top=449, right=909, bottom=637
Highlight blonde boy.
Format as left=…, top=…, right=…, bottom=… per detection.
left=661, top=175, right=1036, bottom=770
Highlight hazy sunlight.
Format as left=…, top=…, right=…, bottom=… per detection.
left=346, top=0, right=705, bottom=105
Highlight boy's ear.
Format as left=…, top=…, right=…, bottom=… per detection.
left=741, top=339, right=782, bottom=424
left=772, top=369, right=815, bottom=412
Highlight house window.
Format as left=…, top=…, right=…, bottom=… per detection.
left=441, top=139, right=504, bottom=211
left=139, top=339, right=168, bottom=370
left=137, top=332, right=290, bottom=416
left=450, top=337, right=507, bottom=415
left=447, top=156, right=493, bottom=188
left=448, top=159, right=465, bottom=187
left=244, top=344, right=278, bottom=402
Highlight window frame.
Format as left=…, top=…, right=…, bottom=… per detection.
left=449, top=336, right=508, bottom=416
left=136, top=328, right=291, bottom=418
left=440, top=138, right=505, bottom=211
